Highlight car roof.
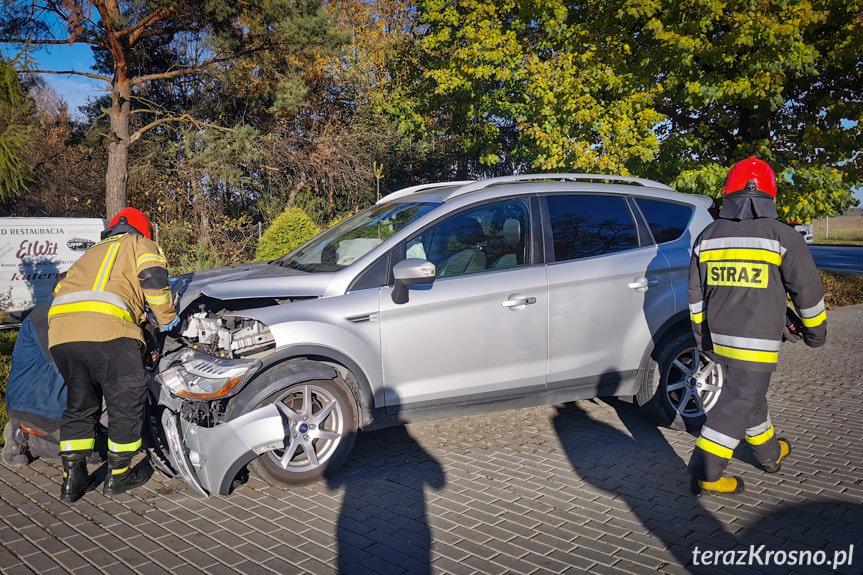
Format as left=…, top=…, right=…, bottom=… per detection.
left=377, top=173, right=711, bottom=208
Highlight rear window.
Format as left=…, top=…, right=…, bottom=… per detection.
left=546, top=195, right=639, bottom=261
left=635, top=198, right=693, bottom=244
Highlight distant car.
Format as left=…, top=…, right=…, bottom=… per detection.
left=66, top=237, right=95, bottom=251
left=793, top=223, right=814, bottom=244
left=148, top=174, right=722, bottom=495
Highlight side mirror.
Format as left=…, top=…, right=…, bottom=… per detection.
left=392, top=258, right=436, bottom=304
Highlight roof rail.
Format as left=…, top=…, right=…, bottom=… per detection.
left=451, top=173, right=673, bottom=196
left=375, top=181, right=475, bottom=204
left=377, top=173, right=673, bottom=205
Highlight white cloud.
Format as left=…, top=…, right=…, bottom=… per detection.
left=43, top=74, right=106, bottom=119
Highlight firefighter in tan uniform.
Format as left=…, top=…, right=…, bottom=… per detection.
left=687, top=158, right=827, bottom=496
left=49, top=208, right=179, bottom=502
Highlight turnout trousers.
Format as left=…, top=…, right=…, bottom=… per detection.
left=688, top=365, right=781, bottom=482
left=52, top=338, right=148, bottom=457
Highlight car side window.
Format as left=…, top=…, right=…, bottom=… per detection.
left=635, top=198, right=694, bottom=244
left=547, top=195, right=639, bottom=261
left=408, top=198, right=531, bottom=278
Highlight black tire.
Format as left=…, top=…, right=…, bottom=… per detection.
left=251, top=377, right=358, bottom=486
left=637, top=330, right=724, bottom=432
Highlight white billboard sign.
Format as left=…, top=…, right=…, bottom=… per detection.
left=0, top=217, right=107, bottom=322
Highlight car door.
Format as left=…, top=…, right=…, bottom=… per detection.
left=634, top=196, right=700, bottom=311
left=543, top=193, right=674, bottom=395
left=379, top=197, right=548, bottom=413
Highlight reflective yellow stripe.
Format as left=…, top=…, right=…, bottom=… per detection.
left=696, top=436, right=733, bottom=459
left=137, top=253, right=167, bottom=268
left=700, top=248, right=782, bottom=266
left=713, top=343, right=778, bottom=364
left=61, top=438, right=95, bottom=452
left=93, top=242, right=121, bottom=291
left=111, top=467, right=129, bottom=475
left=690, top=311, right=704, bottom=324
left=746, top=425, right=775, bottom=446
left=49, top=301, right=134, bottom=324
left=706, top=262, right=769, bottom=288
left=800, top=311, right=826, bottom=328
left=145, top=291, right=172, bottom=306
left=108, top=439, right=142, bottom=453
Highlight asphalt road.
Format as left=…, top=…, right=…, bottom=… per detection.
left=810, top=245, right=863, bottom=275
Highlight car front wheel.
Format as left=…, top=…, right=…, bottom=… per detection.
left=637, top=330, right=724, bottom=431
left=251, top=377, right=358, bottom=486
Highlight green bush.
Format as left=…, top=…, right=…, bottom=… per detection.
left=256, top=207, right=320, bottom=262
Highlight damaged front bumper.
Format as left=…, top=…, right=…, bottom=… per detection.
left=158, top=403, right=289, bottom=497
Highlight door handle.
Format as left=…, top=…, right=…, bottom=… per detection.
left=501, top=295, right=537, bottom=308
left=628, top=277, right=659, bottom=292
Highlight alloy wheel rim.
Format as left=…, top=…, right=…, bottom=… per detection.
left=665, top=347, right=724, bottom=418
left=266, top=383, right=345, bottom=473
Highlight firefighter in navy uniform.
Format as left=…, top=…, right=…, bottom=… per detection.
left=48, top=208, right=179, bottom=502
left=687, top=157, right=827, bottom=496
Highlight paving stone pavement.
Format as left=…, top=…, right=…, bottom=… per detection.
left=1, top=304, right=862, bottom=575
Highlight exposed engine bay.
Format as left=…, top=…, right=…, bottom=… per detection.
left=144, top=265, right=335, bottom=497
left=146, top=294, right=289, bottom=497
left=175, top=308, right=275, bottom=359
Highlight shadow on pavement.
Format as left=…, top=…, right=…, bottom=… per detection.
left=328, top=425, right=445, bottom=575
left=552, top=398, right=737, bottom=571
left=738, top=501, right=862, bottom=575
left=553, top=398, right=862, bottom=574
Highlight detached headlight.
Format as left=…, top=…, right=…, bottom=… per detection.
left=156, top=349, right=260, bottom=399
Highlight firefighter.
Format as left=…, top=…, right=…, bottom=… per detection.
left=48, top=208, right=179, bottom=502
left=687, top=157, right=827, bottom=496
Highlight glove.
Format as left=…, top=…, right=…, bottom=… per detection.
left=159, top=316, right=181, bottom=332
left=782, top=307, right=803, bottom=343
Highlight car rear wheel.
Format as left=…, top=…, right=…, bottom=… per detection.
left=251, top=378, right=357, bottom=486
left=637, top=330, right=724, bottom=431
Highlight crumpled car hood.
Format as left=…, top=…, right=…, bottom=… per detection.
left=174, top=262, right=332, bottom=313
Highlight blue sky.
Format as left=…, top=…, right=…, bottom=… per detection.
left=4, top=42, right=105, bottom=119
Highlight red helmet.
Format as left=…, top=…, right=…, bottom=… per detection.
left=722, top=157, right=777, bottom=197
left=108, top=207, right=153, bottom=239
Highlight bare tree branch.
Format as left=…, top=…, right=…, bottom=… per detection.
left=129, top=113, right=234, bottom=144
left=0, top=36, right=101, bottom=47
left=31, top=69, right=111, bottom=83
left=130, top=49, right=266, bottom=88
left=122, top=6, right=181, bottom=45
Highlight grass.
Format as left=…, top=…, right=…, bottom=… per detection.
left=812, top=209, right=863, bottom=245
left=2, top=270, right=863, bottom=445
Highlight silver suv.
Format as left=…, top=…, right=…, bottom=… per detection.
left=148, top=174, right=723, bottom=496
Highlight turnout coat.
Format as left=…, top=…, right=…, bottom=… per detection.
left=687, top=189, right=827, bottom=372
left=48, top=223, right=176, bottom=347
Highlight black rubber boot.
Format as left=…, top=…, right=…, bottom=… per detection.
left=2, top=422, right=30, bottom=468
left=60, top=454, right=97, bottom=503
left=103, top=452, right=149, bottom=496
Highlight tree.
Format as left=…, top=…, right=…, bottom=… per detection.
left=613, top=0, right=862, bottom=222
left=0, top=57, right=31, bottom=199
left=249, top=0, right=452, bottom=225
left=6, top=78, right=106, bottom=217
left=0, top=0, right=343, bottom=218
left=399, top=1, right=860, bottom=221
left=398, top=1, right=663, bottom=178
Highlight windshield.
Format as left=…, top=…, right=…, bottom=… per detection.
left=274, top=200, right=440, bottom=272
